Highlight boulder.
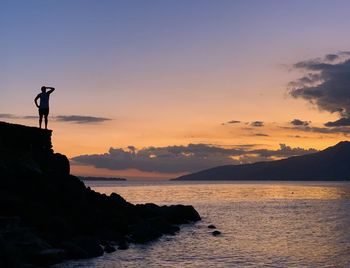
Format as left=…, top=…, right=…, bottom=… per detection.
left=71, top=236, right=104, bottom=258
left=160, top=205, right=201, bottom=224
left=212, top=230, right=221, bottom=236
left=49, top=153, right=70, bottom=175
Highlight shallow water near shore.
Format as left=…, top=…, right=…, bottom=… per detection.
left=55, top=181, right=350, bottom=268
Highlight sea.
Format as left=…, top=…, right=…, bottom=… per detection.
left=55, top=180, right=350, bottom=268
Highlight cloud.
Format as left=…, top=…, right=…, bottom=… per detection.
left=0, top=114, right=111, bottom=124
left=288, top=51, right=350, bottom=118
left=0, top=114, right=19, bottom=119
left=253, top=133, right=269, bottom=137
left=55, top=115, right=111, bottom=124
left=290, top=119, right=310, bottom=126
left=22, top=116, right=38, bottom=119
left=324, top=118, right=350, bottom=127
left=0, top=114, right=37, bottom=120
left=283, top=125, right=350, bottom=135
left=227, top=120, right=241, bottom=124
left=250, top=144, right=318, bottom=158
left=72, top=143, right=317, bottom=173
left=324, top=54, right=339, bottom=62
left=222, top=120, right=241, bottom=125
left=251, top=121, right=264, bottom=127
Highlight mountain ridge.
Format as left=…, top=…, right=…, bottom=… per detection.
left=173, top=141, right=350, bottom=181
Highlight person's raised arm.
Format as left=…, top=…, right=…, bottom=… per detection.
left=34, top=94, right=40, bottom=108
left=47, top=87, right=55, bottom=94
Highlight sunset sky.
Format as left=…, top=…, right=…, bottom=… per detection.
left=2, top=0, right=350, bottom=179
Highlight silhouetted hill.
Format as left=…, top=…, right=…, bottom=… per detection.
left=0, top=122, right=200, bottom=267
left=79, top=176, right=127, bottom=181
left=174, top=141, right=350, bottom=181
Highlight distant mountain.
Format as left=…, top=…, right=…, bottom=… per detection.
left=173, top=141, right=350, bottom=181
left=79, top=176, right=127, bottom=181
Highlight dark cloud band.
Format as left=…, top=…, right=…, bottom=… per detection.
left=72, top=143, right=317, bottom=173
left=325, top=118, right=350, bottom=127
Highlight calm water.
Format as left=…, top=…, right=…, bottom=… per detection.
left=56, top=181, right=350, bottom=268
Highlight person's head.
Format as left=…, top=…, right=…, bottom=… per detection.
left=41, top=86, right=46, bottom=93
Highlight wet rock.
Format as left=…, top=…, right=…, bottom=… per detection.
left=212, top=230, right=221, bottom=236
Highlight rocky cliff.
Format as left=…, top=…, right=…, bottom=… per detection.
left=0, top=122, right=200, bottom=267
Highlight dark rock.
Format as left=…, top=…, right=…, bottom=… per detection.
left=129, top=220, right=162, bottom=243
left=34, top=248, right=66, bottom=266
left=0, top=121, right=201, bottom=267
left=118, top=240, right=129, bottom=250
left=212, top=230, right=221, bottom=236
left=104, top=244, right=116, bottom=253
left=71, top=236, right=104, bottom=258
left=61, top=241, right=89, bottom=259
left=0, top=234, right=19, bottom=268
left=0, top=216, right=21, bottom=229
left=110, top=192, right=128, bottom=204
left=49, top=153, right=70, bottom=175
left=160, top=205, right=201, bottom=224
left=208, top=224, right=216, bottom=229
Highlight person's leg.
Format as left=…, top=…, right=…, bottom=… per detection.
left=39, top=114, right=43, bottom=128
left=44, top=115, right=48, bottom=129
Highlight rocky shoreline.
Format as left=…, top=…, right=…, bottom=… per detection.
left=0, top=122, right=201, bottom=267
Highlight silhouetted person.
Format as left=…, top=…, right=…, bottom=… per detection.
left=34, top=86, right=55, bottom=129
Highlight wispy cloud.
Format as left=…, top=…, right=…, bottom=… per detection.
left=253, top=133, right=269, bottom=137
left=0, top=114, right=111, bottom=124
left=283, top=125, right=350, bottom=135
left=0, top=114, right=19, bottom=119
left=22, top=116, right=38, bottom=119
left=222, top=120, right=241, bottom=126
left=55, top=115, right=111, bottom=124
left=226, top=120, right=241, bottom=124
left=251, top=121, right=264, bottom=127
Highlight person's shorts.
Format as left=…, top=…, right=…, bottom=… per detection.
left=39, top=108, right=49, bottom=116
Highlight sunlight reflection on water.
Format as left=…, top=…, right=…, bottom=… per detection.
left=56, top=181, right=350, bottom=268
